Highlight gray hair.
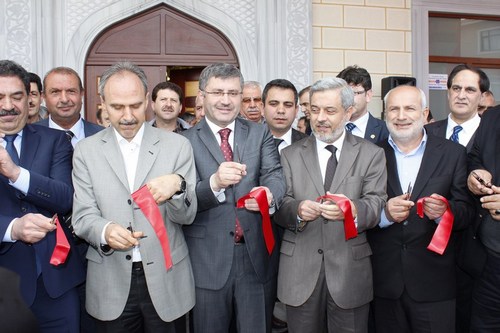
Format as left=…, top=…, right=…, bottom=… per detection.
left=98, top=61, right=148, bottom=100
left=243, top=80, right=262, bottom=90
left=198, top=63, right=244, bottom=91
left=310, top=77, right=354, bottom=111
left=383, top=85, right=427, bottom=109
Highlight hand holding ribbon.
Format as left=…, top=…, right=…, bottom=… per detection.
left=237, top=187, right=274, bottom=254
left=417, top=195, right=454, bottom=255
left=50, top=214, right=71, bottom=266
left=316, top=194, right=358, bottom=240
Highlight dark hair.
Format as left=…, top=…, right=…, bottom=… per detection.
left=96, top=108, right=103, bottom=122
left=28, top=72, right=43, bottom=93
left=152, top=81, right=184, bottom=103
left=262, top=79, right=298, bottom=105
left=198, top=63, right=244, bottom=91
left=44, top=67, right=84, bottom=92
left=0, top=60, right=30, bottom=94
left=447, top=64, right=490, bottom=93
left=298, top=85, right=311, bottom=99
left=337, top=65, right=372, bottom=91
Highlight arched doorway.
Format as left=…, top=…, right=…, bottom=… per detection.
left=85, top=3, right=239, bottom=123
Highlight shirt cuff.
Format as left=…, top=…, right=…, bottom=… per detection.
left=9, top=167, right=30, bottom=194
left=210, top=174, right=226, bottom=202
left=379, top=208, right=395, bottom=228
left=100, top=221, right=114, bottom=245
left=2, top=218, right=18, bottom=242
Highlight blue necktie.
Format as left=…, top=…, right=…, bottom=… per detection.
left=4, top=134, right=20, bottom=165
left=345, top=123, right=356, bottom=132
left=449, top=125, right=463, bottom=143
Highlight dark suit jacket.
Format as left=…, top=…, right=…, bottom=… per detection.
left=291, top=128, right=307, bottom=144
left=182, top=117, right=286, bottom=290
left=365, top=113, right=389, bottom=144
left=0, top=124, right=85, bottom=306
left=35, top=117, right=103, bottom=138
left=469, top=105, right=500, bottom=253
left=425, top=118, right=476, bottom=153
left=368, top=134, right=474, bottom=302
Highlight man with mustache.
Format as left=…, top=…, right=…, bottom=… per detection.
left=240, top=81, right=265, bottom=123
left=275, top=77, right=387, bottom=333
left=27, top=72, right=47, bottom=123
left=150, top=81, right=191, bottom=133
left=36, top=67, right=102, bottom=147
left=0, top=59, right=85, bottom=331
left=368, top=85, right=474, bottom=333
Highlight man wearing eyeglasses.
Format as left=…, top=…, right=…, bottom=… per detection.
left=240, top=80, right=266, bottom=123
left=182, top=63, right=285, bottom=332
left=337, top=65, right=389, bottom=144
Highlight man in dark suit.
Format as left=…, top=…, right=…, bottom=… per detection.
left=425, top=64, right=490, bottom=332
left=263, top=78, right=307, bottom=153
left=275, top=77, right=387, bottom=333
left=36, top=66, right=102, bottom=146
left=0, top=59, right=85, bottom=332
left=368, top=85, right=474, bottom=332
left=467, top=104, right=500, bottom=331
left=337, top=65, right=389, bottom=144
left=182, top=63, right=286, bottom=332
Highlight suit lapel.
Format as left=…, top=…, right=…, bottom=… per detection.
left=20, top=125, right=40, bottom=170
left=330, top=133, right=359, bottom=193
left=299, top=137, right=324, bottom=196
left=382, top=142, right=403, bottom=196
left=101, top=128, right=130, bottom=192
left=196, top=119, right=226, bottom=165
left=410, top=136, right=444, bottom=200
left=134, top=126, right=159, bottom=190
left=233, top=118, right=248, bottom=162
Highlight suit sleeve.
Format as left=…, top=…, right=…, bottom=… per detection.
left=274, top=150, right=301, bottom=230
left=258, top=127, right=286, bottom=208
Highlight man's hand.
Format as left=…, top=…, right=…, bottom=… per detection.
left=297, top=200, right=322, bottom=222
left=147, top=174, right=183, bottom=204
left=104, top=223, right=144, bottom=250
left=385, top=193, right=414, bottom=223
left=319, top=193, right=357, bottom=221
left=11, top=213, right=56, bottom=244
left=480, top=185, right=500, bottom=221
left=242, top=186, right=273, bottom=211
left=0, top=145, right=21, bottom=182
left=421, top=193, right=447, bottom=221
left=468, top=169, right=493, bottom=196
left=211, top=162, right=247, bottom=191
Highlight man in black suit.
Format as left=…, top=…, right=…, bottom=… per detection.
left=467, top=104, right=500, bottom=331
left=425, top=64, right=490, bottom=332
left=263, top=79, right=307, bottom=153
left=337, top=65, right=389, bottom=143
left=368, top=85, right=474, bottom=332
left=36, top=67, right=102, bottom=146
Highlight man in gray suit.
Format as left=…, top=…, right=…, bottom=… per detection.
left=72, top=61, right=197, bottom=332
left=182, top=63, right=286, bottom=332
left=274, top=77, right=387, bottom=333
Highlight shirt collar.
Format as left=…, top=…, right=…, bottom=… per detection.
left=447, top=113, right=481, bottom=135
left=49, top=116, right=85, bottom=141
left=274, top=128, right=293, bottom=146
left=205, top=117, right=236, bottom=136
left=113, top=123, right=145, bottom=147
left=388, top=129, right=428, bottom=156
left=315, top=128, right=346, bottom=153
left=349, top=111, right=369, bottom=129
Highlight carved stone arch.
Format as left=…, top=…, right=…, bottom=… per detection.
left=83, top=3, right=241, bottom=122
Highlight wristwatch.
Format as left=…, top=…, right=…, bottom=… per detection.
left=297, top=216, right=307, bottom=232
left=175, top=174, right=186, bottom=195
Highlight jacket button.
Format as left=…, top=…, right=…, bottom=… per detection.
left=21, top=207, right=27, bottom=212
left=403, top=220, right=408, bottom=226
left=229, top=231, right=235, bottom=236
left=125, top=255, right=132, bottom=260
left=318, top=249, right=323, bottom=254
left=402, top=244, right=407, bottom=250
left=128, top=199, right=132, bottom=205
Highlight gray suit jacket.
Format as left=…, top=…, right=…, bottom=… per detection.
left=182, top=117, right=286, bottom=290
left=72, top=125, right=197, bottom=321
left=275, top=133, right=387, bottom=308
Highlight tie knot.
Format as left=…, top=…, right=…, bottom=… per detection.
left=219, top=128, right=231, bottom=141
left=3, top=134, right=17, bottom=143
left=274, top=138, right=284, bottom=148
left=345, top=123, right=356, bottom=132
left=325, top=145, right=337, bottom=155
left=453, top=125, right=463, bottom=134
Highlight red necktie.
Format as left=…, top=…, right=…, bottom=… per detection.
left=417, top=197, right=454, bottom=255
left=237, top=188, right=274, bottom=254
left=132, top=185, right=173, bottom=270
left=219, top=128, right=244, bottom=242
left=316, top=194, right=358, bottom=240
left=50, top=215, right=71, bottom=266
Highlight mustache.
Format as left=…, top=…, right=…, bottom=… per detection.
left=119, top=120, right=138, bottom=126
left=0, top=109, right=21, bottom=116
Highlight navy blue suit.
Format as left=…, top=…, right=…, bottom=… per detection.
left=365, top=113, right=389, bottom=144
left=0, top=124, right=85, bottom=306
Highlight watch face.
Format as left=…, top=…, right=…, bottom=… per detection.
left=180, top=180, right=186, bottom=191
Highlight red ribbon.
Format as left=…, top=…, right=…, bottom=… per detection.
left=237, top=188, right=274, bottom=255
left=50, top=215, right=70, bottom=266
left=132, top=185, right=173, bottom=270
left=417, top=196, right=454, bottom=255
left=316, top=194, right=358, bottom=240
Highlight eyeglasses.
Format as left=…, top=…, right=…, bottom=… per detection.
left=352, top=90, right=366, bottom=96
left=203, top=90, right=242, bottom=98
left=242, top=97, right=262, bottom=104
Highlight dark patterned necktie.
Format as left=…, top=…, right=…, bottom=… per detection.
left=449, top=125, right=462, bottom=143
left=65, top=130, right=75, bottom=143
left=4, top=134, right=20, bottom=165
left=345, top=123, right=356, bottom=132
left=219, top=128, right=243, bottom=242
left=324, top=145, right=337, bottom=192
